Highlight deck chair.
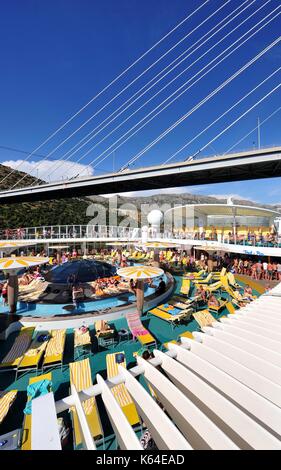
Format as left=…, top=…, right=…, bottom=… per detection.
left=184, top=270, right=206, bottom=279
left=227, top=272, right=241, bottom=289
left=69, top=358, right=103, bottom=448
left=212, top=267, right=227, bottom=279
left=95, top=320, right=115, bottom=337
left=42, top=329, right=66, bottom=370
left=106, top=352, right=140, bottom=426
left=126, top=312, right=156, bottom=347
left=225, top=301, right=236, bottom=315
left=148, top=307, right=192, bottom=328
left=0, top=327, right=35, bottom=373
left=205, top=281, right=223, bottom=293
left=178, top=331, right=194, bottom=341
left=220, top=276, right=237, bottom=298
left=180, top=279, right=191, bottom=296
left=21, top=373, right=52, bottom=450
left=208, top=298, right=228, bottom=313
left=17, top=331, right=50, bottom=378
left=157, top=304, right=182, bottom=315
left=193, top=310, right=217, bottom=329
left=169, top=298, right=193, bottom=310
left=193, top=273, right=213, bottom=284
left=74, top=328, right=92, bottom=359
left=0, top=390, right=17, bottom=425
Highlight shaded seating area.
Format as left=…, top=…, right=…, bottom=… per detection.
left=106, top=351, right=140, bottom=427
left=69, top=358, right=103, bottom=448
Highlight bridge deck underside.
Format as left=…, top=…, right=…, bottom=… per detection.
left=0, top=149, right=280, bottom=203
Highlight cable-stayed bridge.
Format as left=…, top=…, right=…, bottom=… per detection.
left=0, top=146, right=280, bottom=203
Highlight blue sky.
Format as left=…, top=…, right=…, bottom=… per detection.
left=0, top=0, right=280, bottom=203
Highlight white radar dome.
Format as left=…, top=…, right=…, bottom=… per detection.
left=147, top=210, right=163, bottom=225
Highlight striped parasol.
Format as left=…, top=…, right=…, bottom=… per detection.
left=118, top=265, right=164, bottom=315
left=140, top=241, right=180, bottom=249
left=0, top=256, right=49, bottom=270
left=117, top=265, right=164, bottom=279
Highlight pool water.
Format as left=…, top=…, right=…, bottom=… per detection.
left=0, top=276, right=166, bottom=317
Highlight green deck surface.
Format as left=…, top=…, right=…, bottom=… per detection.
left=0, top=274, right=261, bottom=449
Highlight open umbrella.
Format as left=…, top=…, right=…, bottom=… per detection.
left=140, top=242, right=180, bottom=248
left=117, top=265, right=164, bottom=315
left=0, top=241, right=36, bottom=257
left=140, top=241, right=181, bottom=263
left=0, top=256, right=49, bottom=314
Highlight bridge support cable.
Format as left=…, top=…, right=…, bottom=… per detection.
left=59, top=4, right=279, bottom=178
left=223, top=105, right=281, bottom=154
left=59, top=7, right=281, bottom=180
left=117, top=33, right=280, bottom=171
left=182, top=82, right=281, bottom=161
left=1, top=1, right=210, bottom=187
left=163, top=67, right=280, bottom=164
left=34, top=0, right=254, bottom=183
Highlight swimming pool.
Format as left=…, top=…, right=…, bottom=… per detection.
left=0, top=276, right=166, bottom=317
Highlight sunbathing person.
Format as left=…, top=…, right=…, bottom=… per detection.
left=195, top=285, right=207, bottom=303
left=243, top=284, right=254, bottom=301
left=208, top=294, right=220, bottom=308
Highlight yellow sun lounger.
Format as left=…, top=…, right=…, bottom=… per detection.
left=184, top=270, right=205, bottom=278
left=220, top=276, right=237, bottom=298
left=225, top=301, right=236, bottom=315
left=227, top=272, right=241, bottom=289
left=178, top=331, right=194, bottom=341
left=137, top=332, right=157, bottom=347
left=17, top=331, right=50, bottom=378
left=212, top=267, right=227, bottom=279
left=193, top=273, right=213, bottom=284
left=106, top=352, right=140, bottom=426
left=21, top=372, right=52, bottom=450
left=148, top=307, right=191, bottom=329
left=208, top=299, right=228, bottom=313
left=193, top=310, right=217, bottom=329
left=205, top=281, right=222, bottom=293
left=43, top=329, right=66, bottom=370
left=69, top=358, right=103, bottom=448
left=0, top=390, right=17, bottom=425
left=0, top=327, right=35, bottom=373
left=180, top=279, right=191, bottom=296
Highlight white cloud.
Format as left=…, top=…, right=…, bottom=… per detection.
left=2, top=159, right=94, bottom=182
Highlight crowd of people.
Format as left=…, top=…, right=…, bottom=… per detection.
left=230, top=257, right=281, bottom=281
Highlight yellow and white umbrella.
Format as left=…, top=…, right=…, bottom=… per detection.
left=140, top=241, right=180, bottom=249
left=0, top=256, right=49, bottom=314
left=0, top=241, right=36, bottom=256
left=105, top=242, right=134, bottom=246
left=0, top=256, right=49, bottom=270
left=117, top=265, right=164, bottom=280
left=117, top=265, right=164, bottom=315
